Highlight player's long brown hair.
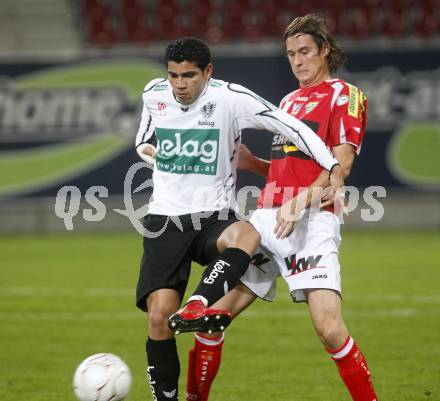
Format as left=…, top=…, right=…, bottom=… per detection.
left=284, top=14, right=346, bottom=74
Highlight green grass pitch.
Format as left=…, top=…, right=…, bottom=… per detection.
left=1, top=230, right=439, bottom=401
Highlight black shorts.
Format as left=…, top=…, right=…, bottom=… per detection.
left=136, top=209, right=238, bottom=311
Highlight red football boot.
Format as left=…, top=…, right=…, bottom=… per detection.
left=168, top=300, right=232, bottom=334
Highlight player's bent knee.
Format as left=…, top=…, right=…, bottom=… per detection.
left=148, top=308, right=172, bottom=334
left=241, top=228, right=261, bottom=254
left=316, top=321, right=347, bottom=349
left=218, top=221, right=261, bottom=255
left=231, top=223, right=261, bottom=253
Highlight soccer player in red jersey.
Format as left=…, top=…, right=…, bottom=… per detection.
left=184, top=14, right=378, bottom=401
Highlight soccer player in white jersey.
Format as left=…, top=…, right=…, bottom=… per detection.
left=183, top=16, right=378, bottom=401
left=134, top=37, right=344, bottom=401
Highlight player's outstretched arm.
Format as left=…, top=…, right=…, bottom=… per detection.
left=228, top=83, right=339, bottom=173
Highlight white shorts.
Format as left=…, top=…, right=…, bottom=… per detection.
left=241, top=207, right=342, bottom=302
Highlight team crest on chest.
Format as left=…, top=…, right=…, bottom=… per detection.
left=200, top=101, right=217, bottom=119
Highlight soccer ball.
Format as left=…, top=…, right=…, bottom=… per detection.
left=73, top=353, right=132, bottom=401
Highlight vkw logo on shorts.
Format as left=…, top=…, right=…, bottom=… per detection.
left=155, top=128, right=219, bottom=175
left=284, top=253, right=323, bottom=276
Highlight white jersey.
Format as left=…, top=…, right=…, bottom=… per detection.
left=135, top=78, right=337, bottom=216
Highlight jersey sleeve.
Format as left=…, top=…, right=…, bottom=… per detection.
left=330, top=83, right=368, bottom=155
left=227, top=83, right=338, bottom=172
left=135, top=87, right=157, bottom=163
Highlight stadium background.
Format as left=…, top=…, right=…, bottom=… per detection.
left=0, top=1, right=439, bottom=401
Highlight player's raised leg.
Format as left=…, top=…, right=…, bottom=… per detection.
left=169, top=220, right=260, bottom=334
left=306, top=289, right=378, bottom=401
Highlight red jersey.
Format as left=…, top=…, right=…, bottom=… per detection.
left=258, top=79, right=367, bottom=208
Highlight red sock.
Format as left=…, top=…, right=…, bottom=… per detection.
left=193, top=333, right=224, bottom=401
left=327, top=336, right=378, bottom=401
left=186, top=347, right=198, bottom=401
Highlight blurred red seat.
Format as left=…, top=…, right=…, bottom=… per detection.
left=120, top=0, right=152, bottom=43
left=83, top=0, right=118, bottom=47
left=382, top=5, right=407, bottom=38
left=415, top=6, right=439, bottom=37
left=346, top=7, right=375, bottom=40
left=185, top=0, right=214, bottom=37
left=221, top=0, right=250, bottom=39
left=153, top=0, right=184, bottom=40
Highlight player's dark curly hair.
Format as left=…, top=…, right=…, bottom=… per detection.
left=165, top=37, right=211, bottom=71
left=284, top=14, right=346, bottom=74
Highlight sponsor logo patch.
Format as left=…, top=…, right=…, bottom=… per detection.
left=336, top=95, right=349, bottom=106
left=284, top=253, right=324, bottom=276
left=157, top=101, right=167, bottom=116
left=348, top=84, right=359, bottom=117
left=156, top=128, right=219, bottom=175
left=210, top=80, right=223, bottom=88
left=153, top=83, right=168, bottom=91
left=163, top=389, right=176, bottom=398
left=147, top=366, right=158, bottom=401
left=272, top=134, right=289, bottom=146
left=203, top=259, right=231, bottom=284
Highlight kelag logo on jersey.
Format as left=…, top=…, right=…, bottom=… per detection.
left=155, top=128, right=219, bottom=175
left=0, top=61, right=165, bottom=195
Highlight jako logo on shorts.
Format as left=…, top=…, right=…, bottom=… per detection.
left=155, top=128, right=219, bottom=175
left=203, top=259, right=231, bottom=284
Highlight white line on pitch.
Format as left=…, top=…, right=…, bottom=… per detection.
left=1, top=287, right=440, bottom=304
left=0, top=286, right=133, bottom=297
left=0, top=308, right=436, bottom=321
